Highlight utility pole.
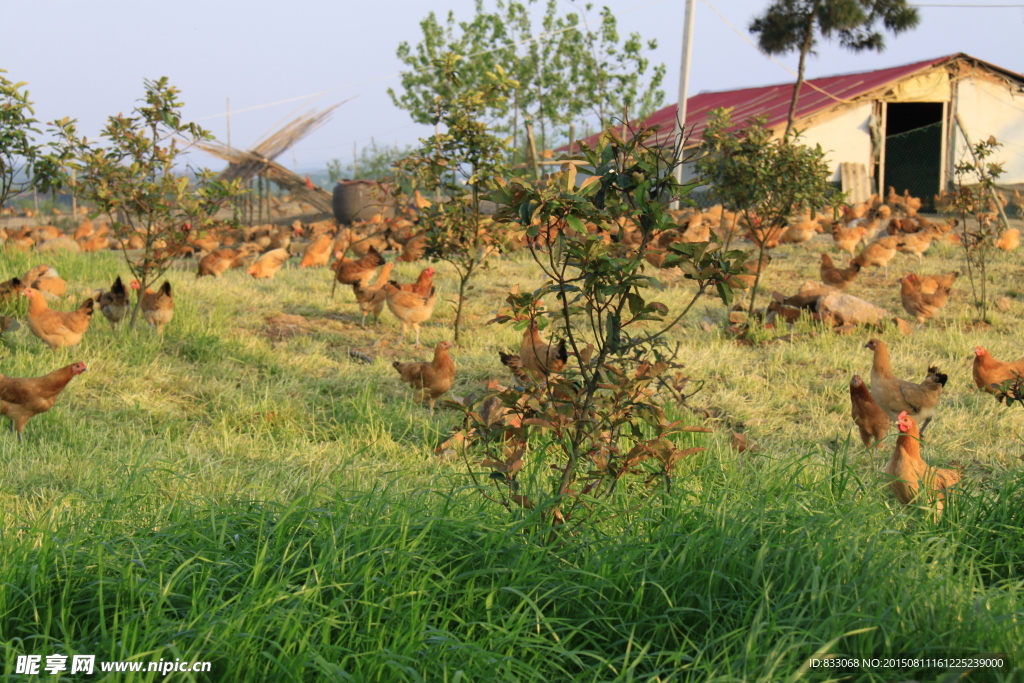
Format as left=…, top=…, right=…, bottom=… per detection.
left=670, top=0, right=696, bottom=210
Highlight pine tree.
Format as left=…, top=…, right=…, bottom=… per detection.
left=749, top=0, right=919, bottom=137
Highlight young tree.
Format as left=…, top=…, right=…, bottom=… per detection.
left=452, top=123, right=744, bottom=533
left=749, top=0, right=919, bottom=136
left=325, top=158, right=344, bottom=185
left=949, top=135, right=1004, bottom=323
left=392, top=54, right=514, bottom=344
left=0, top=70, right=74, bottom=210
left=60, top=78, right=243, bottom=328
left=696, top=109, right=837, bottom=320
left=389, top=0, right=664, bottom=164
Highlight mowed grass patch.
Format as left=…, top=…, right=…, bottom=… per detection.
left=0, top=234, right=1022, bottom=680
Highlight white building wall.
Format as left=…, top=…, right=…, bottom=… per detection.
left=798, top=103, right=875, bottom=182
left=679, top=103, right=874, bottom=203
left=955, top=78, right=1024, bottom=183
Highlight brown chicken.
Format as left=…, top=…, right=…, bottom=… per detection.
left=334, top=246, right=386, bottom=286
left=996, top=228, right=1020, bottom=252
left=852, top=236, right=899, bottom=277
left=779, top=219, right=816, bottom=245
left=0, top=276, right=24, bottom=302
left=24, top=288, right=94, bottom=350
left=0, top=361, right=87, bottom=442
left=887, top=411, right=961, bottom=513
left=898, top=274, right=949, bottom=323
left=518, top=321, right=568, bottom=381
left=831, top=224, right=868, bottom=254
left=915, top=271, right=958, bottom=295
left=895, top=229, right=936, bottom=264
left=819, top=253, right=860, bottom=289
left=866, top=339, right=946, bottom=435
left=130, top=280, right=174, bottom=333
left=300, top=234, right=334, bottom=268
left=392, top=340, right=456, bottom=411
left=850, top=374, right=889, bottom=449
left=352, top=262, right=395, bottom=328
left=197, top=247, right=253, bottom=277
left=747, top=224, right=781, bottom=249
left=20, top=264, right=66, bottom=298
left=394, top=267, right=435, bottom=296
left=398, top=233, right=427, bottom=262
left=97, top=276, right=130, bottom=329
left=383, top=282, right=436, bottom=347
left=972, top=345, right=1024, bottom=395
left=246, top=248, right=291, bottom=279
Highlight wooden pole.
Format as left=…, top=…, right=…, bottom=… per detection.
left=259, top=175, right=265, bottom=225
left=525, top=120, right=541, bottom=181
left=878, top=104, right=888, bottom=196
left=71, top=169, right=77, bottom=219
left=568, top=123, right=576, bottom=157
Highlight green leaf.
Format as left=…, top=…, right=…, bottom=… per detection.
left=716, top=280, right=734, bottom=307
left=564, top=215, right=586, bottom=235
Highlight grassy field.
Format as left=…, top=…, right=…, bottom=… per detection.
left=1, top=233, right=1023, bottom=681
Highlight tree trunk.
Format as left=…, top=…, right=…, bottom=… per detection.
left=784, top=12, right=817, bottom=139
left=128, top=275, right=148, bottom=329
left=454, top=271, right=468, bottom=345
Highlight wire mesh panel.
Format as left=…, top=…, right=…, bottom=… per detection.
left=885, top=121, right=942, bottom=212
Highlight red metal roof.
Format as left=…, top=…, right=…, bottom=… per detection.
left=565, top=54, right=958, bottom=152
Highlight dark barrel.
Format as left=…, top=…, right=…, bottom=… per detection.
left=332, top=180, right=396, bottom=225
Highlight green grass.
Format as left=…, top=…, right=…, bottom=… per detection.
left=0, top=237, right=1023, bottom=681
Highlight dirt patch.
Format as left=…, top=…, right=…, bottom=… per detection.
left=263, top=313, right=312, bottom=338
left=261, top=313, right=348, bottom=339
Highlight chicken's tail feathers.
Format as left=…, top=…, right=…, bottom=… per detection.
left=111, top=276, right=127, bottom=295
left=499, top=352, right=533, bottom=386
left=554, top=339, right=569, bottom=364
left=159, top=281, right=172, bottom=297
left=926, top=366, right=949, bottom=386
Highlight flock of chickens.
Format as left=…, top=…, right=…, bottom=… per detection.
left=328, top=245, right=569, bottom=414
left=0, top=266, right=173, bottom=441
left=1, top=182, right=1022, bottom=520
left=850, top=338, right=1024, bottom=514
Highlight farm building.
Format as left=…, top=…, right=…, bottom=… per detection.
left=575, top=53, right=1024, bottom=209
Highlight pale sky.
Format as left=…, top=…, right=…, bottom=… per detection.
left=4, top=0, right=1022, bottom=173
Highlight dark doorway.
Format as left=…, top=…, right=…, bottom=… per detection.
left=884, top=102, right=944, bottom=211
